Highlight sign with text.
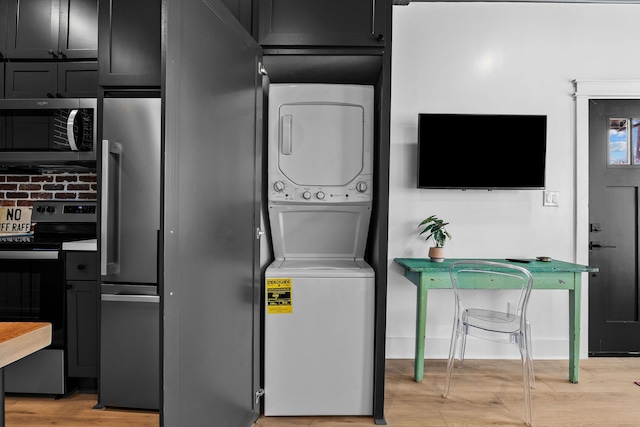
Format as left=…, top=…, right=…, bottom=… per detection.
left=266, top=278, right=292, bottom=314
left=0, top=207, right=32, bottom=236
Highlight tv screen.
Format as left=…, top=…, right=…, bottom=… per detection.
left=417, top=113, right=547, bottom=190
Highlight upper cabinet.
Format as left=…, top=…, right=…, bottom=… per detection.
left=258, top=0, right=386, bottom=48
left=6, top=0, right=97, bottom=59
left=5, top=61, right=97, bottom=98
left=98, top=0, right=161, bottom=87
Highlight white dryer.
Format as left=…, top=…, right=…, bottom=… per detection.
left=264, top=84, right=375, bottom=416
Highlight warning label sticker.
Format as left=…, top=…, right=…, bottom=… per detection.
left=266, top=278, right=292, bottom=314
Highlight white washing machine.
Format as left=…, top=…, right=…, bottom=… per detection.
left=264, top=84, right=375, bottom=416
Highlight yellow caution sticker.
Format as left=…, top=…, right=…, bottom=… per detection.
left=266, top=278, right=292, bottom=314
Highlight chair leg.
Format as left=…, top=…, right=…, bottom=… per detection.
left=525, top=322, right=535, bottom=388
left=443, top=323, right=461, bottom=398
left=458, top=329, right=468, bottom=368
left=519, top=346, right=533, bottom=426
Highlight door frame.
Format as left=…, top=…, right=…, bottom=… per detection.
left=574, top=79, right=640, bottom=357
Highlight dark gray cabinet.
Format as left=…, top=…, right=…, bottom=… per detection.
left=66, top=251, right=98, bottom=379
left=5, top=0, right=97, bottom=59
left=98, top=0, right=161, bottom=87
left=0, top=0, right=7, bottom=58
left=258, top=0, right=386, bottom=48
left=5, top=61, right=97, bottom=98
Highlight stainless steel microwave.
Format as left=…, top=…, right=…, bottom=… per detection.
left=0, top=98, right=97, bottom=165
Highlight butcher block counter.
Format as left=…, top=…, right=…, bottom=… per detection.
left=0, top=322, right=52, bottom=426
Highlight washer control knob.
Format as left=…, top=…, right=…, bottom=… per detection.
left=273, top=181, right=285, bottom=192
left=316, top=191, right=325, bottom=200
left=356, top=181, right=368, bottom=193
left=302, top=191, right=311, bottom=200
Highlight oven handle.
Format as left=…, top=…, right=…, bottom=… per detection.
left=0, top=250, right=59, bottom=260
left=101, top=139, right=122, bottom=276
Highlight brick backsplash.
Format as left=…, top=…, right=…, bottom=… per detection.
left=0, top=173, right=97, bottom=207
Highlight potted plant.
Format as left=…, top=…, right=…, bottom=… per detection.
left=418, top=215, right=452, bottom=262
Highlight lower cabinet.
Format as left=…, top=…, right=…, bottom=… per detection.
left=66, top=251, right=98, bottom=385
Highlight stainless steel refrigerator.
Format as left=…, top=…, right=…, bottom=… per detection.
left=99, top=97, right=161, bottom=410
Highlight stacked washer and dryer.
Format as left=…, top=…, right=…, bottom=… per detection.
left=264, top=84, right=376, bottom=416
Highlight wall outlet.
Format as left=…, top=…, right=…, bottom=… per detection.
left=543, top=190, right=559, bottom=207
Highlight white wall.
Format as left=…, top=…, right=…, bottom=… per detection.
left=388, top=2, right=640, bottom=359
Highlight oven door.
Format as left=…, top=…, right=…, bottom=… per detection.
left=0, top=250, right=68, bottom=395
left=0, top=250, right=64, bottom=347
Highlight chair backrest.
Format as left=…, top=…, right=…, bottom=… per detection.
left=449, top=260, right=534, bottom=330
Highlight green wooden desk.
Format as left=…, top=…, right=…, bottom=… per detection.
left=394, top=258, right=598, bottom=384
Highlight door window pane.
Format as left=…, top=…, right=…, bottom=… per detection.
left=609, top=118, right=629, bottom=165
left=633, top=119, right=640, bottom=164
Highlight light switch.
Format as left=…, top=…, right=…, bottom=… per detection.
left=543, top=190, right=559, bottom=207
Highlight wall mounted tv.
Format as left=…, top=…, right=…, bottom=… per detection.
left=417, top=113, right=547, bottom=190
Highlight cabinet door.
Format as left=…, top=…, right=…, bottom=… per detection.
left=6, top=0, right=59, bottom=59
left=58, top=61, right=98, bottom=97
left=5, top=62, right=96, bottom=98
left=258, top=0, right=386, bottom=47
left=0, top=0, right=7, bottom=58
left=66, top=280, right=98, bottom=378
left=58, top=0, right=98, bottom=59
left=5, top=62, right=57, bottom=98
left=98, top=0, right=161, bottom=87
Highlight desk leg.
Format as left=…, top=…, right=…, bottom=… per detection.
left=569, top=277, right=581, bottom=383
left=414, top=281, right=428, bottom=382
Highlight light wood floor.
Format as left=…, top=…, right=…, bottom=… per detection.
left=6, top=358, right=640, bottom=426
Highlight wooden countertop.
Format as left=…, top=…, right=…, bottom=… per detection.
left=0, top=322, right=51, bottom=369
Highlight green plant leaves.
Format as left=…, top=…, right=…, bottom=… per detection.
left=418, top=215, right=452, bottom=247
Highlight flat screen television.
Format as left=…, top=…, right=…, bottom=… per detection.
left=417, top=113, right=547, bottom=190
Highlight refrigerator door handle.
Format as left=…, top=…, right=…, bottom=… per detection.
left=66, top=109, right=79, bottom=151
left=101, top=294, right=160, bottom=304
left=101, top=139, right=123, bottom=276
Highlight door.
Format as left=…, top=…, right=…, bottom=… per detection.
left=277, top=103, right=365, bottom=186
left=58, top=0, right=98, bottom=59
left=589, top=99, right=640, bottom=355
left=6, top=0, right=59, bottom=59
left=163, top=0, right=262, bottom=425
left=101, top=97, right=161, bottom=285
left=98, top=0, right=161, bottom=87
left=258, top=0, right=386, bottom=47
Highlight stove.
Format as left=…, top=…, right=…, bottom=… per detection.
left=0, top=201, right=97, bottom=251
left=0, top=200, right=97, bottom=396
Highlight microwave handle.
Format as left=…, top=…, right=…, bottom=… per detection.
left=66, top=109, right=79, bottom=151
left=101, top=139, right=123, bottom=276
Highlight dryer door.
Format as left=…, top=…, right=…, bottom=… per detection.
left=277, top=103, right=365, bottom=186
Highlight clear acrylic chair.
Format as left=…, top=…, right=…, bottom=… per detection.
left=443, top=260, right=535, bottom=426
